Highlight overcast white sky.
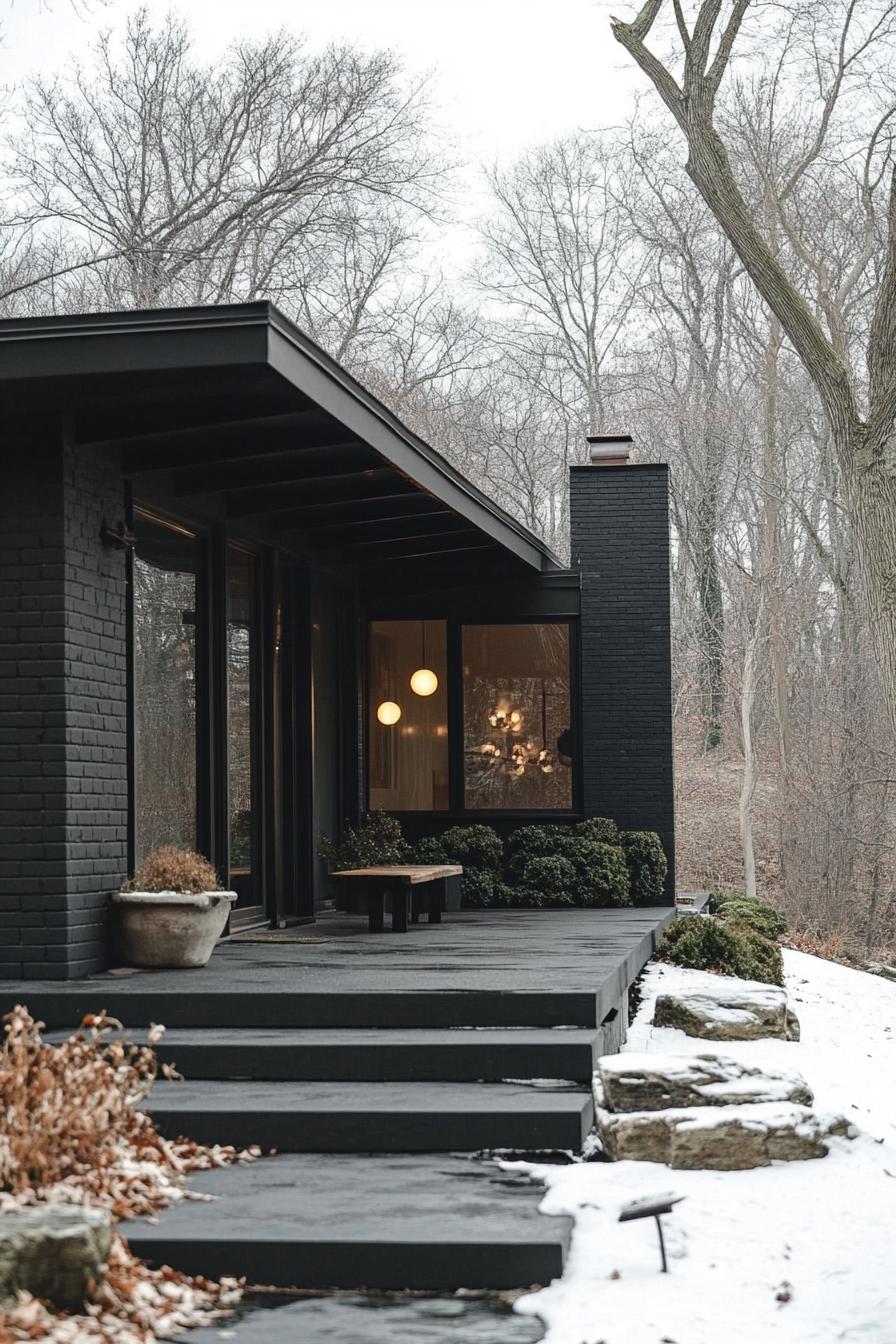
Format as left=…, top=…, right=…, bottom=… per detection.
left=7, top=0, right=643, bottom=164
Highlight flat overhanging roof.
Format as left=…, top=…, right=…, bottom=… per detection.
left=0, top=302, right=562, bottom=576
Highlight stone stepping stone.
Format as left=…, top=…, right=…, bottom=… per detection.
left=596, top=1100, right=853, bottom=1169
left=0, top=1205, right=111, bottom=1310
left=653, top=986, right=800, bottom=1041
left=595, top=1052, right=813, bottom=1113
left=168, top=1294, right=544, bottom=1343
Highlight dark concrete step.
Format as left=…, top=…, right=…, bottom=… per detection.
left=170, top=1293, right=544, bottom=1342
left=146, top=1079, right=594, bottom=1153
left=79, top=1026, right=602, bottom=1082
left=125, top=1152, right=571, bottom=1291
left=9, top=987, right=600, bottom=1029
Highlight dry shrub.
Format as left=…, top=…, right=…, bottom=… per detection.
left=0, top=1006, right=258, bottom=1342
left=125, top=847, right=221, bottom=895
left=782, top=928, right=856, bottom=966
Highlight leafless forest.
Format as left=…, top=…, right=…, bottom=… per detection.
left=4, top=3, right=896, bottom=956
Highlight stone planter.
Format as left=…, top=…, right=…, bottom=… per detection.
left=112, top=890, right=237, bottom=969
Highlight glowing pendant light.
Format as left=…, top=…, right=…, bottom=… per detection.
left=410, top=620, right=438, bottom=697
left=376, top=700, right=402, bottom=726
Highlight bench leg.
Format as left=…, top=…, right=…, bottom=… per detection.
left=368, top=887, right=384, bottom=933
left=428, top=878, right=446, bottom=924
left=391, top=883, right=409, bottom=933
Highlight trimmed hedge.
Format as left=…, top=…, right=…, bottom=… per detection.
left=657, top=915, right=784, bottom=986
left=409, top=816, right=663, bottom=911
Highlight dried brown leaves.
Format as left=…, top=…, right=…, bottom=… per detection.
left=0, top=1007, right=259, bottom=1342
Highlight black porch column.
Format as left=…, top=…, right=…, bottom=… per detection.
left=569, top=450, right=675, bottom=900
left=0, top=418, right=128, bottom=980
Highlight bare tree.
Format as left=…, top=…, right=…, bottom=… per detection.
left=8, top=9, right=444, bottom=313
left=611, top=0, right=896, bottom=735
left=478, top=134, right=646, bottom=435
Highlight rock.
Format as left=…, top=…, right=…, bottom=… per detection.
left=596, top=1101, right=853, bottom=1169
left=653, top=986, right=800, bottom=1041
left=865, top=961, right=896, bottom=982
left=0, top=1204, right=112, bottom=1310
left=596, top=1052, right=813, bottom=1113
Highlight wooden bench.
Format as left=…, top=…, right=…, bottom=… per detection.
left=331, top=865, right=463, bottom=933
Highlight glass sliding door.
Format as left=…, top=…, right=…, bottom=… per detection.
left=226, top=544, right=262, bottom=917
left=133, top=512, right=200, bottom=864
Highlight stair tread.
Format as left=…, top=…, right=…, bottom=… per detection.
left=147, top=1079, right=592, bottom=1113
left=83, top=1026, right=601, bottom=1046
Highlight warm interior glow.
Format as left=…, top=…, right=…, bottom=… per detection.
left=410, top=667, right=439, bottom=696
left=376, top=700, right=402, bottom=726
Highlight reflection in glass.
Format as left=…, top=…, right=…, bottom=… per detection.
left=368, top=620, right=448, bottom=811
left=227, top=548, right=255, bottom=874
left=463, top=624, right=573, bottom=810
left=133, top=513, right=198, bottom=862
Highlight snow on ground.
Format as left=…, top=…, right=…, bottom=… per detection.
left=513, top=950, right=896, bottom=1344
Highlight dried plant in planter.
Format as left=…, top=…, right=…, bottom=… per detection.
left=125, top=847, right=223, bottom=895
left=0, top=1006, right=258, bottom=1341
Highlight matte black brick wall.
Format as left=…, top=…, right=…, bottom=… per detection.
left=0, top=422, right=128, bottom=979
left=570, top=463, right=676, bottom=899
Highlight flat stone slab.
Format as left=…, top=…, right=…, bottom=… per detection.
left=653, top=986, right=800, bottom=1041
left=123, top=1153, right=571, bottom=1290
left=597, top=1101, right=853, bottom=1169
left=169, top=1294, right=544, bottom=1343
left=0, top=1204, right=112, bottom=1310
left=595, top=1052, right=813, bottom=1113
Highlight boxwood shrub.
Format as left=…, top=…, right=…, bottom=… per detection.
left=572, top=816, right=620, bottom=846
left=318, top=811, right=410, bottom=870
left=459, top=867, right=496, bottom=908
left=438, top=824, right=504, bottom=873
left=620, top=830, right=667, bottom=905
left=570, top=839, right=632, bottom=907
left=656, top=915, right=784, bottom=986
left=715, top=897, right=788, bottom=939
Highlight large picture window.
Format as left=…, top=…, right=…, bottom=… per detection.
left=463, top=623, right=572, bottom=810
left=366, top=618, right=574, bottom=813
left=133, top=512, right=199, bottom=862
left=368, top=620, right=449, bottom=811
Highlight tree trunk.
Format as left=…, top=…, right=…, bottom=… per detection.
left=845, top=433, right=896, bottom=738
left=738, top=621, right=761, bottom=901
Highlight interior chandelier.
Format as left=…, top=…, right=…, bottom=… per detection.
left=478, top=684, right=557, bottom=776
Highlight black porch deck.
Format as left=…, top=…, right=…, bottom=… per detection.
left=1, top=907, right=672, bottom=1027
left=1, top=908, right=672, bottom=1300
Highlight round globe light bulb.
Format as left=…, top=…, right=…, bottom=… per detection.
left=410, top=667, right=439, bottom=697
left=376, top=700, right=402, bottom=726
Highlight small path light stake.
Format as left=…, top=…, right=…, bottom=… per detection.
left=618, top=1192, right=686, bottom=1273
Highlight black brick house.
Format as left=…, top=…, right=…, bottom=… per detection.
left=0, top=303, right=674, bottom=980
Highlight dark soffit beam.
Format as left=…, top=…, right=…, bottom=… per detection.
left=113, top=411, right=336, bottom=474
left=336, top=528, right=481, bottom=559
left=225, top=468, right=412, bottom=518
left=259, top=493, right=446, bottom=531
left=359, top=541, right=499, bottom=565
left=171, top=442, right=374, bottom=496
left=310, top=509, right=456, bottom=544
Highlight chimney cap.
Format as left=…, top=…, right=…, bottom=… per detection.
left=586, top=433, right=632, bottom=465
